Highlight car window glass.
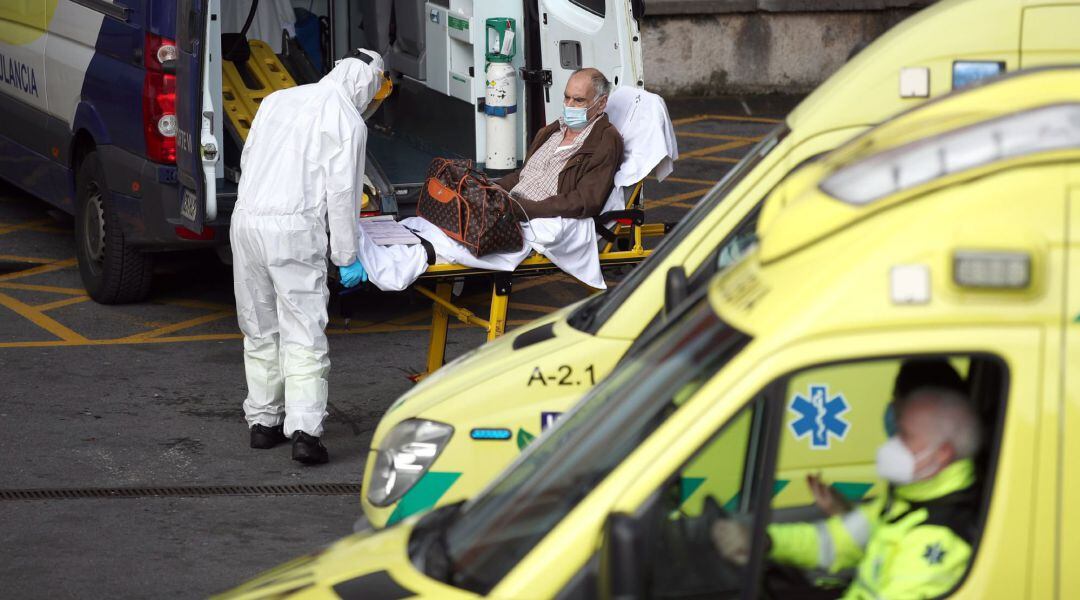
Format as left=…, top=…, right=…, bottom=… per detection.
left=643, top=397, right=767, bottom=599
left=568, top=125, right=788, bottom=334
left=570, top=0, right=605, bottom=16
left=440, top=298, right=750, bottom=594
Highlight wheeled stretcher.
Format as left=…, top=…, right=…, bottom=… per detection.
left=410, top=180, right=669, bottom=376
left=346, top=85, right=679, bottom=378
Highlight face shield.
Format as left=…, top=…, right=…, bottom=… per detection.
left=334, top=48, right=395, bottom=120
left=363, top=73, right=393, bottom=120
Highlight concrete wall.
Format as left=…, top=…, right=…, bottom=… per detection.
left=640, top=1, right=935, bottom=95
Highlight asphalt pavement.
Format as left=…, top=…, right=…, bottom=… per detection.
left=0, top=93, right=798, bottom=598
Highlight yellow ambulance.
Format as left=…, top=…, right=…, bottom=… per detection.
left=218, top=65, right=1080, bottom=600
left=358, top=0, right=1080, bottom=529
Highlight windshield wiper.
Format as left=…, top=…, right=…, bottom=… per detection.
left=567, top=292, right=605, bottom=331
left=408, top=502, right=462, bottom=584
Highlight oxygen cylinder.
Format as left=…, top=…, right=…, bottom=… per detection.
left=484, top=62, right=518, bottom=171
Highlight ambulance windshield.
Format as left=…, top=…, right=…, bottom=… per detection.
left=567, top=123, right=788, bottom=334
left=430, top=296, right=750, bottom=594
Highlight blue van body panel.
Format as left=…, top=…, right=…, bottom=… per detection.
left=0, top=132, right=61, bottom=207
left=0, top=0, right=227, bottom=248
left=86, top=18, right=146, bottom=156
left=72, top=100, right=112, bottom=146
left=149, top=1, right=177, bottom=37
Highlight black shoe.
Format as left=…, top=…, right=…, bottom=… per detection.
left=292, top=432, right=329, bottom=464
left=250, top=424, right=287, bottom=449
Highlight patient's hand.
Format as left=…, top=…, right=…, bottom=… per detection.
left=807, top=473, right=852, bottom=517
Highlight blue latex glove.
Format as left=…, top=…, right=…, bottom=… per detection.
left=339, top=260, right=368, bottom=288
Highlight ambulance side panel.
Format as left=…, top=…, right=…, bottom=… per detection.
left=43, top=2, right=106, bottom=210
left=1020, top=5, right=1080, bottom=67
left=0, top=2, right=56, bottom=204
left=1061, top=183, right=1080, bottom=597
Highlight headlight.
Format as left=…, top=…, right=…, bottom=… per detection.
left=366, top=419, right=454, bottom=507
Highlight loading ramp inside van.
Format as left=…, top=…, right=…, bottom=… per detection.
left=220, top=39, right=298, bottom=143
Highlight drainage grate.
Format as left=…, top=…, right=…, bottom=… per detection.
left=0, top=483, right=362, bottom=501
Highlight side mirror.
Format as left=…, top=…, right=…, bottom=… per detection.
left=664, top=266, right=689, bottom=317
left=599, top=512, right=647, bottom=600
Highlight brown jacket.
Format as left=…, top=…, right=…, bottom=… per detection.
left=497, top=115, right=623, bottom=220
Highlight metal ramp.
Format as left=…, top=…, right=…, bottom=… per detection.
left=221, top=39, right=298, bottom=142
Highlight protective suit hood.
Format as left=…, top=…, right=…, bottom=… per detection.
left=323, top=50, right=384, bottom=114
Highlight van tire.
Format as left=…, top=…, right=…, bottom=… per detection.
left=74, top=151, right=153, bottom=304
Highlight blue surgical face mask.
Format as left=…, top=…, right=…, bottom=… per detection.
left=563, top=96, right=601, bottom=130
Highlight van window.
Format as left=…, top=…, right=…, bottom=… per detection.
left=431, top=297, right=751, bottom=595
left=570, top=0, right=605, bottom=16
left=645, top=353, right=1006, bottom=598
left=770, top=357, right=970, bottom=512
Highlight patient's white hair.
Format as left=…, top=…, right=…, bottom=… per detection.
left=573, top=67, right=611, bottom=100
left=898, top=386, right=983, bottom=459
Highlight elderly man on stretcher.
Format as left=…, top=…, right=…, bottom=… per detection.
left=355, top=67, right=678, bottom=291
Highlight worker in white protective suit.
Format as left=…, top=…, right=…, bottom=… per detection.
left=230, top=49, right=383, bottom=465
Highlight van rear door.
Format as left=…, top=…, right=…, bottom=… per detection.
left=535, top=0, right=643, bottom=121
left=175, top=0, right=219, bottom=233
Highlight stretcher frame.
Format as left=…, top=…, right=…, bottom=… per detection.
left=410, top=180, right=666, bottom=376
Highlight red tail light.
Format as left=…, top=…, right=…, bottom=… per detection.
left=175, top=225, right=215, bottom=240
left=144, top=34, right=177, bottom=164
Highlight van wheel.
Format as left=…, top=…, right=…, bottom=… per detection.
left=74, top=151, right=153, bottom=304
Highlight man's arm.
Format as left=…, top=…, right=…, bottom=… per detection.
left=325, top=122, right=363, bottom=268
left=495, top=169, right=521, bottom=193
left=515, top=128, right=623, bottom=220
left=767, top=501, right=879, bottom=573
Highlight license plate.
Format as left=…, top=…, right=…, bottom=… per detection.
left=180, top=188, right=199, bottom=222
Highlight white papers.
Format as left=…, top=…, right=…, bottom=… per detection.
left=359, top=216, right=421, bottom=246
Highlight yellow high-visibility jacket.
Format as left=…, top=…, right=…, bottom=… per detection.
left=768, top=459, right=978, bottom=599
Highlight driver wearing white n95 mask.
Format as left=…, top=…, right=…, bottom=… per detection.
left=230, top=48, right=384, bottom=465
left=713, top=387, right=983, bottom=599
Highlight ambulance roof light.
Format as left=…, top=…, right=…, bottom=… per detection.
left=953, top=250, right=1031, bottom=289
left=821, top=103, right=1080, bottom=205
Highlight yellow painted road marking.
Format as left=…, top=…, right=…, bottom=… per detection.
left=650, top=187, right=713, bottom=209
left=685, top=155, right=741, bottom=164
left=0, top=282, right=85, bottom=295
left=0, top=290, right=89, bottom=343
left=510, top=302, right=559, bottom=315
left=675, top=131, right=763, bottom=142
left=123, top=309, right=236, bottom=340
left=0, top=219, right=51, bottom=236
left=679, top=139, right=755, bottom=159
left=0, top=258, right=77, bottom=283
left=648, top=175, right=718, bottom=185
left=35, top=295, right=90, bottom=312
left=672, top=114, right=783, bottom=126
left=0, top=254, right=57, bottom=265
left=0, top=317, right=543, bottom=349
left=511, top=274, right=563, bottom=293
